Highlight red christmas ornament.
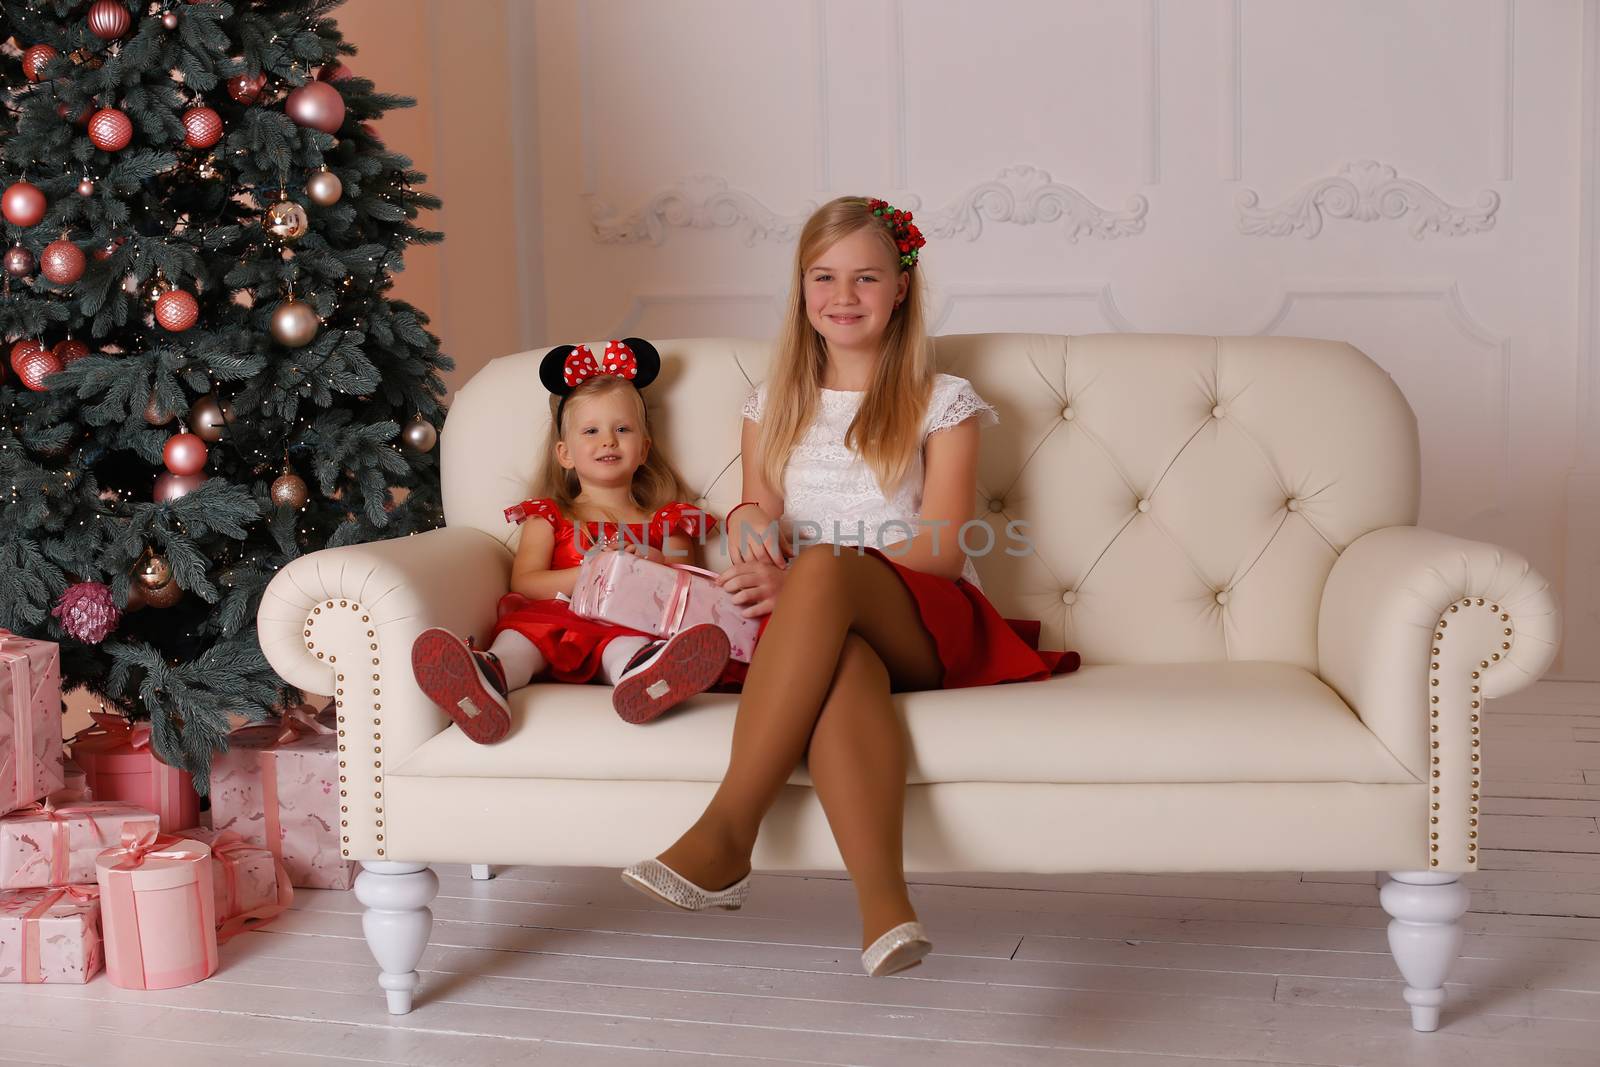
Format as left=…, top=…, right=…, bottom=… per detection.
left=93, top=236, right=125, bottom=261
left=226, top=71, right=267, bottom=104
left=2, top=181, right=47, bottom=228
left=14, top=346, right=61, bottom=391
left=9, top=343, right=46, bottom=377
left=87, top=0, right=132, bottom=39
left=162, top=432, right=208, bottom=476
left=89, top=108, right=134, bottom=152
left=318, top=61, right=353, bottom=83
left=154, top=289, right=200, bottom=331
left=56, top=101, right=93, bottom=127
left=40, top=239, right=86, bottom=285
left=182, top=107, right=223, bottom=149
left=22, top=44, right=58, bottom=83
left=53, top=339, right=91, bottom=366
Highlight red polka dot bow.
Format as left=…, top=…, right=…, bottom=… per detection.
left=562, top=340, right=639, bottom=388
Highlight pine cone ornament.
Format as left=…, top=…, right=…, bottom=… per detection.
left=53, top=581, right=121, bottom=644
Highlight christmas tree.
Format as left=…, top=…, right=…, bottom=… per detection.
left=0, top=0, right=451, bottom=788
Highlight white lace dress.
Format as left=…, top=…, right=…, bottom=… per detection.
left=741, top=373, right=999, bottom=588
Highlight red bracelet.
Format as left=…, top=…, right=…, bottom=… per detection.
left=725, top=501, right=764, bottom=522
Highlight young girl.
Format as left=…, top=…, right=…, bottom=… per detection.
left=620, top=198, right=1079, bottom=977
left=410, top=338, right=733, bottom=744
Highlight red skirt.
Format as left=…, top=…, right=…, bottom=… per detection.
left=715, top=547, right=1078, bottom=691
left=494, top=595, right=748, bottom=687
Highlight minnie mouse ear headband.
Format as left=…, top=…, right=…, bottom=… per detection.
left=539, top=337, right=661, bottom=425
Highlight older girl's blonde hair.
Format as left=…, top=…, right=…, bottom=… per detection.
left=758, top=196, right=932, bottom=495
left=536, top=374, right=689, bottom=520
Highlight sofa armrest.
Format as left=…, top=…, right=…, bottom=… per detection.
left=1318, top=525, right=1560, bottom=870
left=257, top=525, right=512, bottom=862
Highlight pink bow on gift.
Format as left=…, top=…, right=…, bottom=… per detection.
left=71, top=710, right=152, bottom=751
left=273, top=703, right=334, bottom=746
left=107, top=824, right=188, bottom=871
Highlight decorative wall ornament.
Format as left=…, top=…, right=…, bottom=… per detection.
left=589, top=176, right=816, bottom=246
left=1236, top=160, right=1499, bottom=239
left=912, top=166, right=1148, bottom=243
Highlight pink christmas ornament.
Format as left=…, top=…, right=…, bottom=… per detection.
left=162, top=433, right=208, bottom=477
left=153, top=473, right=204, bottom=503
left=52, top=582, right=121, bottom=644
left=2, top=181, right=47, bottom=228
left=284, top=81, right=345, bottom=135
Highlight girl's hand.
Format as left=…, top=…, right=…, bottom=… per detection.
left=727, top=505, right=788, bottom=570
left=717, top=560, right=785, bottom=618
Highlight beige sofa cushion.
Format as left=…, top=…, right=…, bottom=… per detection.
left=392, top=661, right=1416, bottom=787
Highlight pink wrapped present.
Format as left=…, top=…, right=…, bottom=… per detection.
left=571, top=551, right=761, bottom=663
left=174, top=827, right=293, bottom=943
left=209, top=705, right=355, bottom=891
left=0, top=630, right=65, bottom=814
left=94, top=825, right=218, bottom=990
left=0, top=884, right=102, bottom=983
left=68, top=711, right=199, bottom=832
left=0, top=799, right=160, bottom=889
left=51, top=757, right=90, bottom=804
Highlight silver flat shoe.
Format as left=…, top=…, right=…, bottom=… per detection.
left=861, top=920, right=931, bottom=976
left=621, top=858, right=751, bottom=912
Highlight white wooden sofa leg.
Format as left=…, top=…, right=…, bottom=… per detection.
left=470, top=864, right=493, bottom=880
left=354, top=861, right=440, bottom=1015
left=1379, top=870, right=1470, bottom=1032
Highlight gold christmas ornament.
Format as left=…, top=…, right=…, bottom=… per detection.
left=188, top=395, right=232, bottom=443
left=136, top=552, right=172, bottom=590
left=306, top=167, right=343, bottom=207
left=401, top=416, right=438, bottom=453
left=265, top=197, right=309, bottom=241
left=270, top=469, right=310, bottom=509
left=270, top=298, right=320, bottom=347
left=143, top=578, right=183, bottom=609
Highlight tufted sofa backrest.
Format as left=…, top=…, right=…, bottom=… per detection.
left=442, top=334, right=1419, bottom=670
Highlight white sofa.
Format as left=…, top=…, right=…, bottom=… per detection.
left=257, top=333, right=1560, bottom=1030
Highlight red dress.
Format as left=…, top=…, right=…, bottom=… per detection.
left=494, top=498, right=719, bottom=683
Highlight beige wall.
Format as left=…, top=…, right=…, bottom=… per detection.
left=333, top=0, right=526, bottom=395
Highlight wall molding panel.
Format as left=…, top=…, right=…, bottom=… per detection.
left=1236, top=161, right=1500, bottom=239
left=912, top=166, right=1148, bottom=243
left=588, top=176, right=817, bottom=246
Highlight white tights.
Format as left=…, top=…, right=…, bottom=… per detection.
left=487, top=630, right=651, bottom=689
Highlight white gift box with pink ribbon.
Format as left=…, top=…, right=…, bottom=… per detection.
left=0, top=799, right=160, bottom=889
left=67, top=711, right=199, bottom=833
left=571, top=550, right=760, bottom=662
left=208, top=705, right=355, bottom=890
left=0, top=884, right=102, bottom=983
left=1, top=630, right=65, bottom=815
left=94, top=826, right=218, bottom=990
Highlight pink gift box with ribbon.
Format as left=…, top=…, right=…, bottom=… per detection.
left=174, top=827, right=293, bottom=943
left=94, top=826, right=218, bottom=990
left=68, top=711, right=199, bottom=833
left=209, top=705, right=355, bottom=891
left=0, top=799, right=160, bottom=889
left=1, top=630, right=65, bottom=815
left=0, top=884, right=102, bottom=984
left=571, top=551, right=761, bottom=663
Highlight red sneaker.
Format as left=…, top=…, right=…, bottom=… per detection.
left=411, top=628, right=512, bottom=744
left=611, top=624, right=731, bottom=725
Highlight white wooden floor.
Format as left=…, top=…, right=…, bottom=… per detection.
left=4, top=680, right=1599, bottom=1067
